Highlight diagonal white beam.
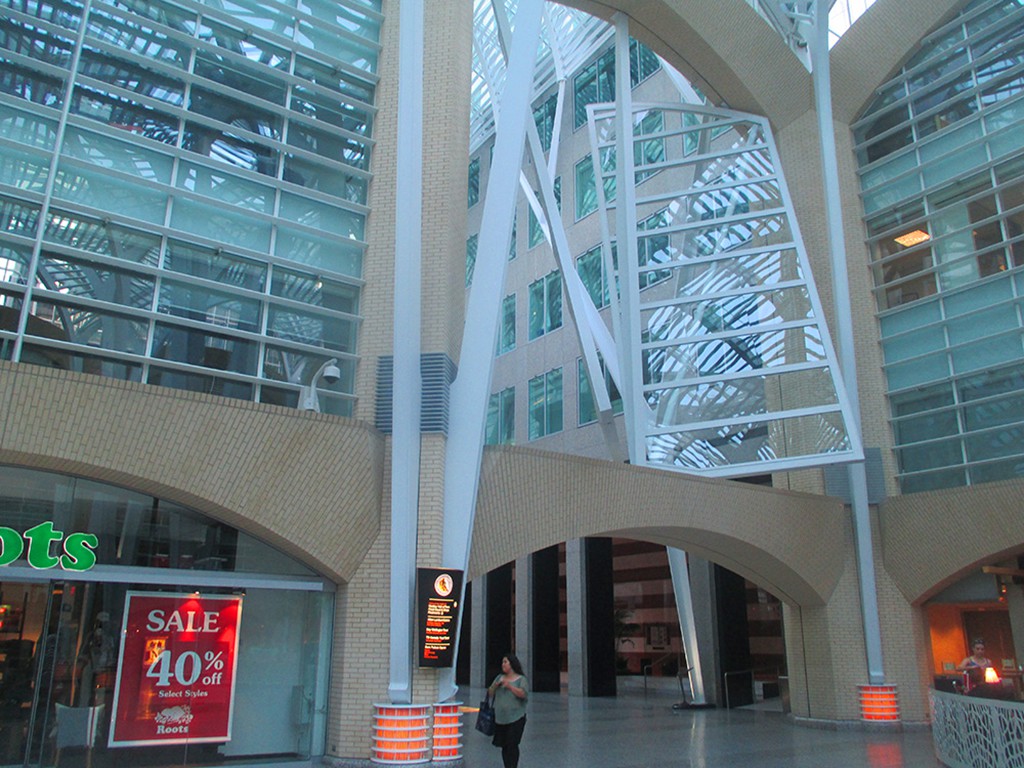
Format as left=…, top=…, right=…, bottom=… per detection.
left=491, top=3, right=619, bottom=431
left=439, top=0, right=544, bottom=701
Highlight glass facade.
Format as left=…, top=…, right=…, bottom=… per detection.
left=0, top=465, right=333, bottom=765
left=854, top=0, right=1024, bottom=493
left=0, top=0, right=380, bottom=416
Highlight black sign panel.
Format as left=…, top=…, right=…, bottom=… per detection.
left=416, top=568, right=464, bottom=668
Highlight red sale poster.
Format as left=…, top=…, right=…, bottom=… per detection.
left=108, top=592, right=243, bottom=747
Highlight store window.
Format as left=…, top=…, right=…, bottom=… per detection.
left=0, top=465, right=333, bottom=766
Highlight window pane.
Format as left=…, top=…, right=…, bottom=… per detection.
left=546, top=367, right=562, bottom=434
left=468, top=157, right=480, bottom=207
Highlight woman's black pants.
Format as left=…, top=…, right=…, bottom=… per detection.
left=492, top=715, right=526, bottom=768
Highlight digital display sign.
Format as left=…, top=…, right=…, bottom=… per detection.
left=416, top=568, right=463, bottom=668
left=109, top=592, right=243, bottom=747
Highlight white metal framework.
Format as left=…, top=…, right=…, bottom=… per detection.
left=585, top=99, right=863, bottom=477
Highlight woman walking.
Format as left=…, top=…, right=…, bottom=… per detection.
left=488, top=653, right=528, bottom=768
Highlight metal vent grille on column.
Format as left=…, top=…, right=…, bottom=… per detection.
left=375, top=354, right=457, bottom=435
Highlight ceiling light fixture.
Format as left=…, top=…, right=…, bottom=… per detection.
left=894, top=230, right=930, bottom=247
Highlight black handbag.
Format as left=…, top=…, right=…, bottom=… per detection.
left=475, top=695, right=495, bottom=736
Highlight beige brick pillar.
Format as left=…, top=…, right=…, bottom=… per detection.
left=327, top=0, right=474, bottom=759
left=781, top=511, right=931, bottom=723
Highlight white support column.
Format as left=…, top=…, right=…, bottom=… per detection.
left=388, top=0, right=424, bottom=705
left=611, top=13, right=646, bottom=466
left=438, top=0, right=544, bottom=701
left=811, top=1, right=884, bottom=685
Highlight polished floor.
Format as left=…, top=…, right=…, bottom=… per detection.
left=457, top=685, right=942, bottom=768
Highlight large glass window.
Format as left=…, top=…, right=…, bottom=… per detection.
left=528, top=270, right=562, bottom=340
left=528, top=367, right=562, bottom=439
left=856, top=0, right=1024, bottom=491
left=0, top=0, right=380, bottom=416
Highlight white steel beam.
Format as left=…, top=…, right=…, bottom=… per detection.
left=811, top=0, right=885, bottom=685
left=667, top=548, right=706, bottom=704
left=388, top=0, right=424, bottom=705
left=612, top=14, right=648, bottom=466
left=492, top=2, right=621, bottom=447
left=439, top=0, right=544, bottom=701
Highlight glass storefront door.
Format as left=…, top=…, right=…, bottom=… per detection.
left=0, top=579, right=118, bottom=768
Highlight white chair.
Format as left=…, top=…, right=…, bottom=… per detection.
left=54, top=703, right=104, bottom=768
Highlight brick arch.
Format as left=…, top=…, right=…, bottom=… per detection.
left=881, top=477, right=1024, bottom=604
left=0, top=362, right=384, bottom=583
left=470, top=445, right=850, bottom=606
left=561, top=0, right=964, bottom=131
left=560, top=0, right=809, bottom=127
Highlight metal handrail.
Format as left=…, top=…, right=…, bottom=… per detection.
left=723, top=666, right=781, bottom=710
left=642, top=652, right=684, bottom=697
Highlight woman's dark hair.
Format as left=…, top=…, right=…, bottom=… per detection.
left=503, top=653, right=524, bottom=675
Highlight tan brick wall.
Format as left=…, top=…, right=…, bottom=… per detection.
left=329, top=0, right=474, bottom=756
left=0, top=360, right=950, bottom=739
left=471, top=444, right=849, bottom=607
left=881, top=477, right=1024, bottom=603
left=355, top=0, right=473, bottom=428
left=329, top=455, right=392, bottom=759
left=0, top=361, right=383, bottom=582
left=420, top=0, right=472, bottom=359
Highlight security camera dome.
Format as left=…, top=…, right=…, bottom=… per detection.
left=322, top=363, right=341, bottom=385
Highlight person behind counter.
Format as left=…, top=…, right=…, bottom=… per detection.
left=488, top=653, right=528, bottom=768
left=957, top=638, right=992, bottom=687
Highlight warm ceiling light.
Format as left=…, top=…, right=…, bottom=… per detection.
left=894, top=230, right=930, bottom=247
